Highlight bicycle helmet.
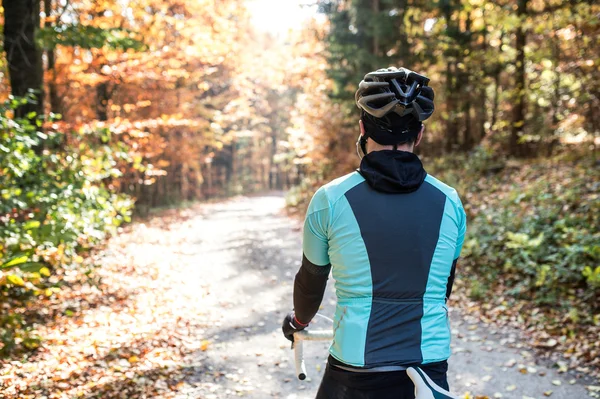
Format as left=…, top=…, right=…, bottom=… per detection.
left=355, top=67, right=435, bottom=155
left=355, top=67, right=435, bottom=121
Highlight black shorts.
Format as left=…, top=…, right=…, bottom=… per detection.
left=315, top=357, right=449, bottom=399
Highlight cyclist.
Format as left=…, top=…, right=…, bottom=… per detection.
left=282, top=67, right=467, bottom=398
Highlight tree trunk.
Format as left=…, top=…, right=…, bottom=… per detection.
left=460, top=14, right=473, bottom=150
left=269, top=132, right=277, bottom=189
left=372, top=0, right=380, bottom=57
left=96, top=81, right=110, bottom=121
left=443, top=0, right=459, bottom=152
left=476, top=8, right=489, bottom=143
left=44, top=0, right=62, bottom=115
left=207, top=161, right=213, bottom=198
left=3, top=0, right=44, bottom=118
left=510, top=0, right=528, bottom=155
left=445, top=62, right=459, bottom=152
left=397, top=0, right=409, bottom=63
left=551, top=40, right=561, bottom=129
left=463, top=97, right=473, bottom=150
left=547, top=39, right=561, bottom=156
left=477, top=84, right=487, bottom=142
left=491, top=69, right=501, bottom=131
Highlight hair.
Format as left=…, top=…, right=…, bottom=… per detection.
left=395, top=136, right=417, bottom=146
left=362, top=111, right=422, bottom=148
left=368, top=135, right=416, bottom=149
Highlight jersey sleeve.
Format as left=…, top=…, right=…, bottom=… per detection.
left=454, top=198, right=467, bottom=260
left=448, top=196, right=467, bottom=300
left=294, top=188, right=332, bottom=325
left=302, top=187, right=331, bottom=266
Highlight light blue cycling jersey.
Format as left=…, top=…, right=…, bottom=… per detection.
left=303, top=163, right=466, bottom=368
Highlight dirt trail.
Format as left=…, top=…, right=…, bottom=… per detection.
left=161, top=193, right=590, bottom=399
left=5, top=193, right=592, bottom=399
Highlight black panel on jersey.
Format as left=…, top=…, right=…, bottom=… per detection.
left=344, top=179, right=446, bottom=365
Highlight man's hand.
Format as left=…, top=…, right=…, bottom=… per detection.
left=281, top=312, right=309, bottom=343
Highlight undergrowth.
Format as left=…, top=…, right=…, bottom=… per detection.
left=427, top=147, right=599, bottom=314
left=0, top=97, right=134, bottom=355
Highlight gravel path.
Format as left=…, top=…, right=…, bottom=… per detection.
left=165, top=193, right=591, bottom=398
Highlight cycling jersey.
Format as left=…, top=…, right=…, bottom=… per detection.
left=293, top=150, right=466, bottom=368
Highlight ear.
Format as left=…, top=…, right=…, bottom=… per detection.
left=359, top=119, right=365, bottom=136
left=415, top=125, right=425, bottom=147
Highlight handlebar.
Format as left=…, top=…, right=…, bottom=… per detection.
left=290, top=330, right=458, bottom=399
left=293, top=329, right=333, bottom=380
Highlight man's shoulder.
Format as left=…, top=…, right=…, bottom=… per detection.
left=424, top=174, right=462, bottom=206
left=312, top=171, right=365, bottom=209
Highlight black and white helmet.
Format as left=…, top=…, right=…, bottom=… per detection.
left=355, top=67, right=435, bottom=122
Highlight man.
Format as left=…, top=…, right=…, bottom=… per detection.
left=282, top=67, right=467, bottom=398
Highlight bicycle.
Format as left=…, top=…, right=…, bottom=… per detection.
left=292, top=328, right=459, bottom=399
left=293, top=329, right=333, bottom=380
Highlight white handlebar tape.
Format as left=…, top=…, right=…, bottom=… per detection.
left=291, top=331, right=459, bottom=398
left=293, top=330, right=334, bottom=380
left=294, top=340, right=307, bottom=380
left=294, top=330, right=334, bottom=341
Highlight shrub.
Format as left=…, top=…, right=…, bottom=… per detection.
left=445, top=149, right=600, bottom=313
left=0, top=96, right=134, bottom=354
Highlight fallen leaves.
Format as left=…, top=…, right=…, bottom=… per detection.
left=0, top=210, right=212, bottom=398
left=454, top=261, right=600, bottom=383
left=200, top=340, right=210, bottom=351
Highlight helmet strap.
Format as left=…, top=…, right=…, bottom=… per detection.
left=360, top=138, right=368, bottom=156
left=356, top=132, right=368, bottom=160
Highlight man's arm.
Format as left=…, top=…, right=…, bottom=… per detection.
left=446, top=258, right=458, bottom=300
left=293, top=189, right=331, bottom=325
left=447, top=200, right=467, bottom=301
left=293, top=255, right=331, bottom=325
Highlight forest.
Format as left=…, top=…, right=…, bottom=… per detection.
left=0, top=0, right=598, bottom=397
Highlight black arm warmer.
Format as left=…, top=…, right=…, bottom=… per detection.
left=446, top=258, right=458, bottom=300
left=293, top=254, right=331, bottom=325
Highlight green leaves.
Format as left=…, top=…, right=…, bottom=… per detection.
left=582, top=266, right=600, bottom=289
left=0, top=251, right=42, bottom=273
left=1, top=253, right=33, bottom=269
left=0, top=96, right=135, bottom=354
left=18, top=263, right=47, bottom=273
left=505, top=232, right=544, bottom=249
left=23, top=220, right=41, bottom=230
left=38, top=25, right=146, bottom=51
left=6, top=275, right=25, bottom=287
left=430, top=146, right=599, bottom=311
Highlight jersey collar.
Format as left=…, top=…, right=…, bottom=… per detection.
left=358, top=150, right=426, bottom=193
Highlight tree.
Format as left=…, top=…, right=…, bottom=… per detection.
left=510, top=0, right=528, bottom=155
left=2, top=0, right=44, bottom=117
left=44, top=0, right=62, bottom=114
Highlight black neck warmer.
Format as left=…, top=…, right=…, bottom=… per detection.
left=358, top=150, right=427, bottom=193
